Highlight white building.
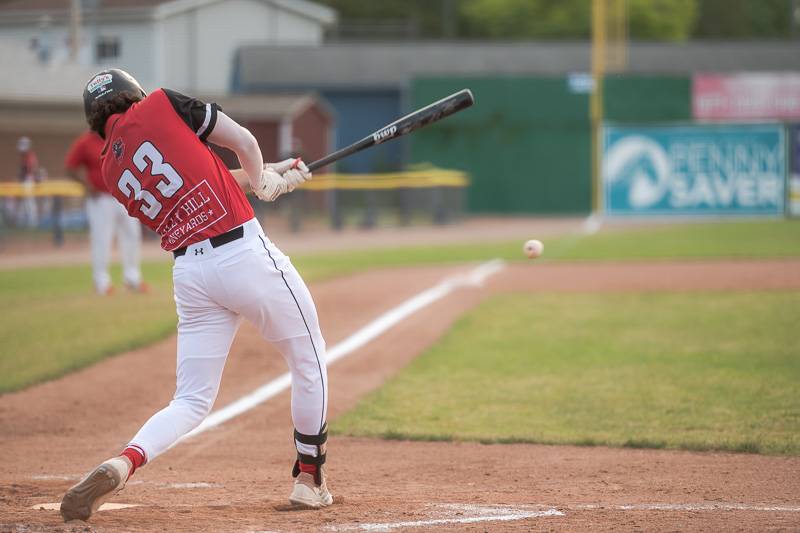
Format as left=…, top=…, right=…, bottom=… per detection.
left=0, top=0, right=336, bottom=96
left=0, top=0, right=335, bottom=182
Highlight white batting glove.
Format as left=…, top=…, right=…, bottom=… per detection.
left=266, top=158, right=297, bottom=173
left=253, top=167, right=290, bottom=202
left=266, top=158, right=312, bottom=189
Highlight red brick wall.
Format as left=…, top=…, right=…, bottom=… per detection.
left=291, top=104, right=332, bottom=173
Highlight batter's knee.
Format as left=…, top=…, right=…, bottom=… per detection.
left=171, top=393, right=214, bottom=425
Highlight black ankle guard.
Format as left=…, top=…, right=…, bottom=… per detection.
left=292, top=423, right=327, bottom=485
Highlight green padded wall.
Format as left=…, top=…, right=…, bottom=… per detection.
left=409, top=75, right=691, bottom=214
left=410, top=77, right=592, bottom=214
left=604, top=75, right=691, bottom=123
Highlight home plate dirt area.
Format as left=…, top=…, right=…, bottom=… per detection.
left=2, top=260, right=800, bottom=532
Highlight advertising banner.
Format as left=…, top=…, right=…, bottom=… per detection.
left=603, top=124, right=785, bottom=216
left=693, top=73, right=800, bottom=121
left=790, top=124, right=800, bottom=217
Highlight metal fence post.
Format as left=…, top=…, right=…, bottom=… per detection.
left=52, top=195, right=64, bottom=246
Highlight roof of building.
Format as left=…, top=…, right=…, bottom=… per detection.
left=0, top=0, right=336, bottom=25
left=212, top=93, right=333, bottom=121
left=0, top=92, right=329, bottom=134
left=236, top=41, right=800, bottom=90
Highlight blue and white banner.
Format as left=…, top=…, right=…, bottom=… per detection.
left=790, top=124, right=800, bottom=217
left=603, top=124, right=785, bottom=216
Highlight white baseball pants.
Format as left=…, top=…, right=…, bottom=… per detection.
left=128, top=218, right=328, bottom=462
left=85, top=194, right=142, bottom=293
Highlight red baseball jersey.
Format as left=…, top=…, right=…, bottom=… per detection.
left=100, top=89, right=254, bottom=251
left=65, top=131, right=107, bottom=193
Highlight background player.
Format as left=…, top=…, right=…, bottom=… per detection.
left=16, top=136, right=41, bottom=228
left=60, top=69, right=331, bottom=521
left=65, top=129, right=146, bottom=294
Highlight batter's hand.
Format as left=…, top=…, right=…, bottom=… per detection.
left=253, top=167, right=289, bottom=202
left=265, top=158, right=296, bottom=173
left=266, top=158, right=311, bottom=189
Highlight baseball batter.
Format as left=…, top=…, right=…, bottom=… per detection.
left=65, top=130, right=146, bottom=294
left=60, top=69, right=331, bottom=521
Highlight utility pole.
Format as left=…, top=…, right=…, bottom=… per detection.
left=590, top=0, right=607, bottom=215
left=69, top=0, right=82, bottom=62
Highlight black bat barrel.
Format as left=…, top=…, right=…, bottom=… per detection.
left=307, top=89, right=474, bottom=172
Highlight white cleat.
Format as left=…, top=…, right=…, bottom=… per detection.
left=60, top=457, right=129, bottom=521
left=289, top=471, right=333, bottom=509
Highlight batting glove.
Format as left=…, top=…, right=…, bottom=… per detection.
left=253, top=167, right=290, bottom=202
left=266, top=158, right=296, bottom=173
left=267, top=158, right=312, bottom=189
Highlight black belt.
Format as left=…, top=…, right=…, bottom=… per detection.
left=172, top=226, right=244, bottom=258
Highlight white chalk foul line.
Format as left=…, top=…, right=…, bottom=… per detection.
left=326, top=504, right=563, bottom=532
left=573, top=503, right=800, bottom=512
left=174, top=259, right=505, bottom=446
left=323, top=501, right=800, bottom=532
left=32, top=503, right=139, bottom=511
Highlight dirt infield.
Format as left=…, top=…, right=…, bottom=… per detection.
left=2, top=259, right=800, bottom=532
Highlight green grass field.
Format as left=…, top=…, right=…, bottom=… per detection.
left=334, top=291, right=800, bottom=455
left=0, top=219, right=798, bottom=394
left=0, top=262, right=177, bottom=393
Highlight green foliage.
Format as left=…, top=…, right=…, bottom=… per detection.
left=335, top=292, right=800, bottom=455
left=319, top=0, right=791, bottom=40
left=693, top=0, right=793, bottom=39
left=317, top=0, right=452, bottom=38
left=628, top=0, right=698, bottom=40
left=459, top=0, right=591, bottom=39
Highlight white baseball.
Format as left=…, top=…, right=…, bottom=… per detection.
left=523, top=239, right=543, bottom=259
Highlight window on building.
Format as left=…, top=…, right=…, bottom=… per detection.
left=96, top=36, right=120, bottom=61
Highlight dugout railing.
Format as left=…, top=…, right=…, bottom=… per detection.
left=0, top=166, right=469, bottom=245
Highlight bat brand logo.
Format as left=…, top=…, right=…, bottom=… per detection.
left=372, top=125, right=397, bottom=144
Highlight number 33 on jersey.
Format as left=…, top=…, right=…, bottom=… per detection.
left=101, top=88, right=254, bottom=251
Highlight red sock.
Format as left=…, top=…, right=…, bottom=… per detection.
left=298, top=461, right=318, bottom=477
left=120, top=446, right=146, bottom=478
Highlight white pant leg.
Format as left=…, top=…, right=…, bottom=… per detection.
left=127, top=259, right=241, bottom=462
left=21, top=195, right=38, bottom=227
left=211, top=234, right=328, bottom=456
left=86, top=196, right=114, bottom=293
left=113, top=202, right=143, bottom=287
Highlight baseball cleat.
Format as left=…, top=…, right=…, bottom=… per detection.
left=289, top=471, right=333, bottom=508
left=125, top=281, right=150, bottom=294
left=60, top=457, right=128, bottom=521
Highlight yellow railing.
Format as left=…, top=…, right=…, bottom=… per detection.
left=0, top=180, right=85, bottom=198
left=0, top=167, right=469, bottom=197
left=299, top=167, right=469, bottom=191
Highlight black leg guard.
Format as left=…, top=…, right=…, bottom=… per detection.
left=292, top=423, right=327, bottom=485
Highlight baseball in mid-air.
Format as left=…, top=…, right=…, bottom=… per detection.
left=523, top=239, right=544, bottom=259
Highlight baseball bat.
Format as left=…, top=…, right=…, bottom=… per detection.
left=306, top=89, right=474, bottom=172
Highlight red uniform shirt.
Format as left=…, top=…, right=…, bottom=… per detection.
left=19, top=151, right=39, bottom=182
left=65, top=131, right=106, bottom=193
left=100, top=89, right=254, bottom=251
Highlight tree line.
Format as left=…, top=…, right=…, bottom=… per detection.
left=320, top=0, right=797, bottom=41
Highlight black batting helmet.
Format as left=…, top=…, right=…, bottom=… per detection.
left=82, top=68, right=146, bottom=122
